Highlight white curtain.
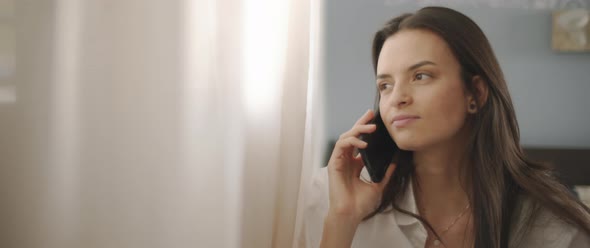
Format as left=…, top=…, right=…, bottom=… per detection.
left=0, top=0, right=325, bottom=247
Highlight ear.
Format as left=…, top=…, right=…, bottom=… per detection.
left=466, top=75, right=489, bottom=113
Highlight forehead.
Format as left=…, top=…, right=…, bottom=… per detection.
left=377, top=29, right=458, bottom=73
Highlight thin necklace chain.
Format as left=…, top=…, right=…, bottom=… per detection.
left=439, top=203, right=470, bottom=235
left=413, top=180, right=471, bottom=247
left=422, top=203, right=471, bottom=247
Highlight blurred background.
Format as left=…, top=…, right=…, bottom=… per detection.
left=324, top=0, right=590, bottom=148
left=0, top=0, right=324, bottom=247
left=0, top=0, right=588, bottom=248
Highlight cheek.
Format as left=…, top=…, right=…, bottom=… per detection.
left=378, top=96, right=390, bottom=120
left=422, top=84, right=468, bottom=138
left=392, top=84, right=468, bottom=149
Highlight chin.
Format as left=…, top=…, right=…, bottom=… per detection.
left=395, top=142, right=420, bottom=151
left=392, top=133, right=428, bottom=151
left=393, top=137, right=421, bottom=151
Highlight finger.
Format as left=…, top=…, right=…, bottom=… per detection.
left=331, top=137, right=368, bottom=160
left=354, top=109, right=375, bottom=126
left=338, top=136, right=368, bottom=151
left=339, top=124, right=376, bottom=140
left=378, top=163, right=397, bottom=189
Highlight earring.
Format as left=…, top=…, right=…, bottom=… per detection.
left=469, top=102, right=477, bottom=112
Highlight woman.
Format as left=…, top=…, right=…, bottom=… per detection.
left=301, top=6, right=590, bottom=248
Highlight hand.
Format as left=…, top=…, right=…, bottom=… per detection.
left=326, top=109, right=397, bottom=224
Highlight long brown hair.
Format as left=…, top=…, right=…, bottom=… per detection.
left=365, top=6, right=590, bottom=248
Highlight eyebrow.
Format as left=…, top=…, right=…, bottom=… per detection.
left=376, top=60, right=437, bottom=80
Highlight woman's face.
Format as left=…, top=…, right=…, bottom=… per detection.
left=377, top=29, right=472, bottom=151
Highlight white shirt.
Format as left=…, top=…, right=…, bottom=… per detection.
left=299, top=167, right=590, bottom=248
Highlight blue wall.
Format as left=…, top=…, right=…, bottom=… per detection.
left=324, top=1, right=590, bottom=148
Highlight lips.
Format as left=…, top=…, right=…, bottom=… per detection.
left=392, top=115, right=420, bottom=128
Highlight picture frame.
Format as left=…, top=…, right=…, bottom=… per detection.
left=552, top=8, right=590, bottom=52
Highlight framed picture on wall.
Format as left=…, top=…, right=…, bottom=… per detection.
left=552, top=8, right=590, bottom=52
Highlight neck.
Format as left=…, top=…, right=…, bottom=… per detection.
left=412, top=137, right=472, bottom=218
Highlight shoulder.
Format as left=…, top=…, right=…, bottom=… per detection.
left=569, top=228, right=590, bottom=248
left=513, top=195, right=590, bottom=248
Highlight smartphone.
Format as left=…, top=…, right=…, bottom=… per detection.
left=358, top=109, right=398, bottom=183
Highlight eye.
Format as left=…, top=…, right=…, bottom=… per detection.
left=378, top=82, right=393, bottom=92
left=414, top=73, right=432, bottom=81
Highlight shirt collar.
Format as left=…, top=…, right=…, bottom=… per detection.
left=392, top=178, right=420, bottom=226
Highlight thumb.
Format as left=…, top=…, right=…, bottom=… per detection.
left=378, top=163, right=397, bottom=189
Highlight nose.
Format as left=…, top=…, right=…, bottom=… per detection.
left=389, top=83, right=413, bottom=109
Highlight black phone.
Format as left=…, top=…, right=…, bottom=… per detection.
left=358, top=109, right=398, bottom=183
